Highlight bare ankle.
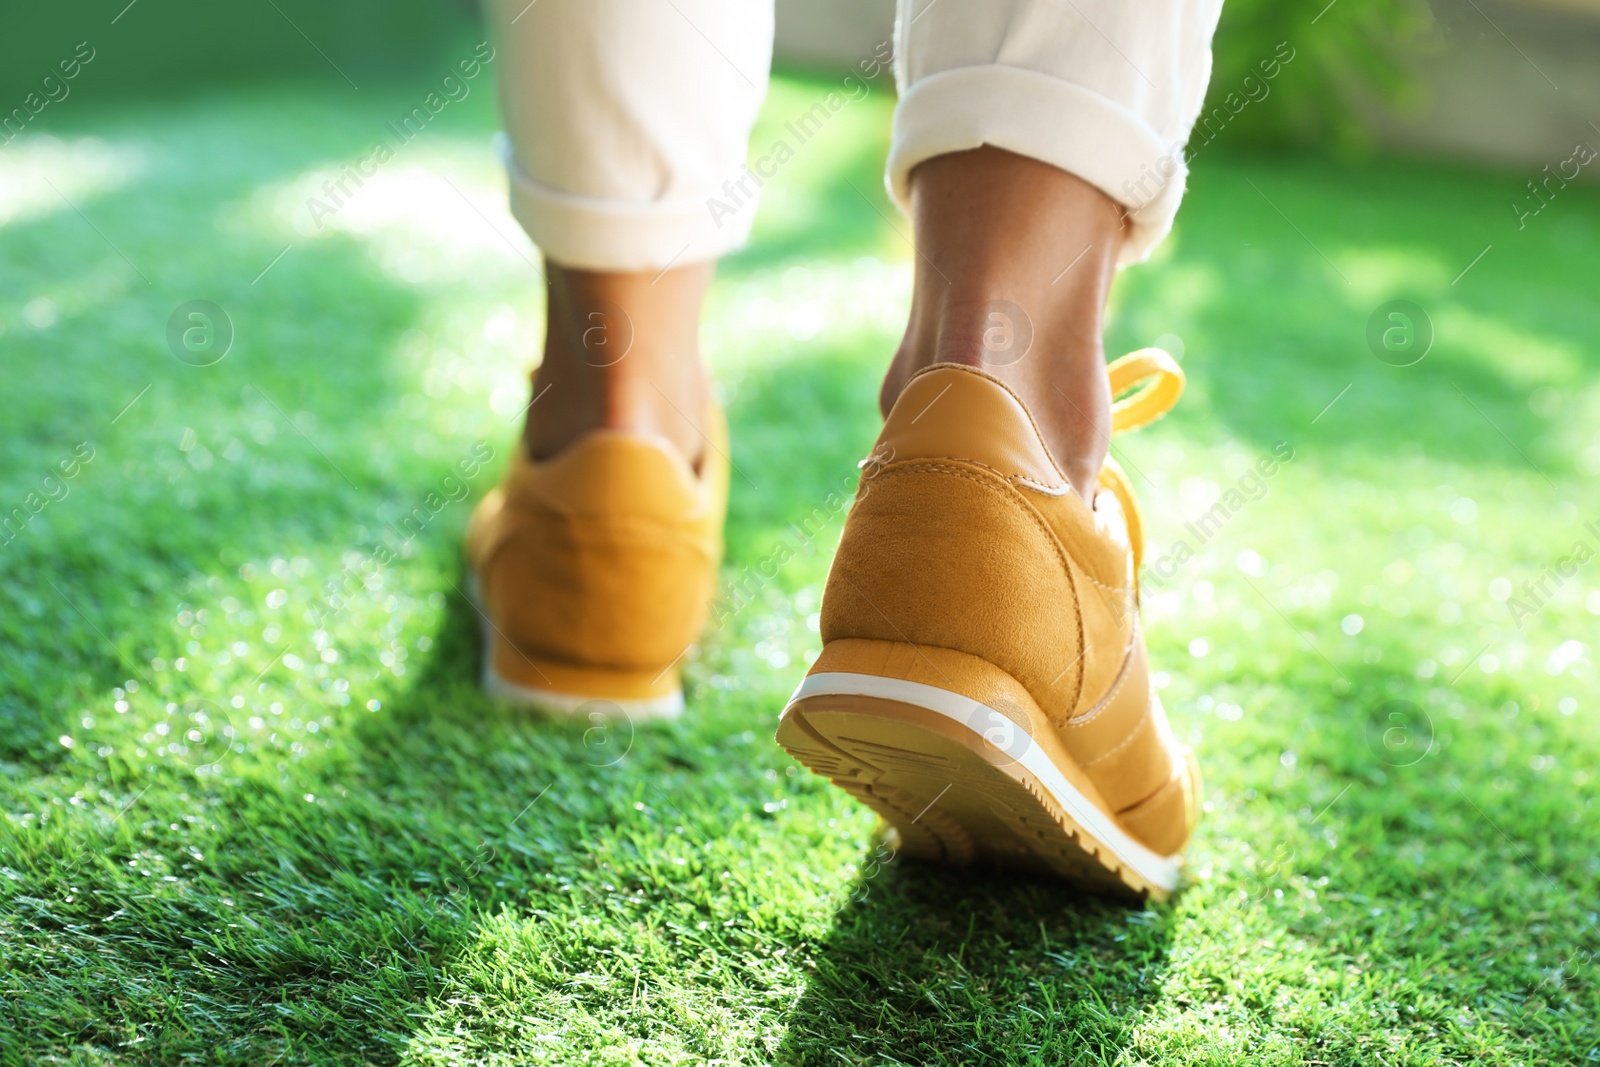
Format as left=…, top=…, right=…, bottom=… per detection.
left=883, top=146, right=1128, bottom=501
left=523, top=262, right=713, bottom=466
left=887, top=321, right=1112, bottom=500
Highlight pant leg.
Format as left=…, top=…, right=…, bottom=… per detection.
left=889, top=0, right=1224, bottom=265
left=486, top=0, right=774, bottom=272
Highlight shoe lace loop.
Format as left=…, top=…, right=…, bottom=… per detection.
left=1109, top=347, right=1185, bottom=435
left=1099, top=348, right=1186, bottom=578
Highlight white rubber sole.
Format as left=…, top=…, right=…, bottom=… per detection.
left=782, top=671, right=1181, bottom=895
left=480, top=659, right=684, bottom=719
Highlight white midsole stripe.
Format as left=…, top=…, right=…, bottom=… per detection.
left=482, top=664, right=685, bottom=719
left=786, top=671, right=1181, bottom=890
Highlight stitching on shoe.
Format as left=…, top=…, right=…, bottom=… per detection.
left=1067, top=629, right=1137, bottom=728
left=477, top=505, right=714, bottom=581
left=866, top=461, right=1090, bottom=714
left=867, top=460, right=1130, bottom=598
left=1114, top=768, right=1182, bottom=818
left=901, top=453, right=1068, bottom=493
left=1065, top=559, right=1129, bottom=597
left=875, top=449, right=1138, bottom=598
left=1012, top=474, right=1073, bottom=496
left=1079, top=695, right=1152, bottom=768
left=905, top=363, right=1072, bottom=485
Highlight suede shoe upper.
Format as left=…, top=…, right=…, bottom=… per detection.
left=818, top=356, right=1197, bottom=853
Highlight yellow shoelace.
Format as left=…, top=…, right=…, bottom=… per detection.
left=1098, top=347, right=1186, bottom=577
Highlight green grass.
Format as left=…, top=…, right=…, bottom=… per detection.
left=3, top=65, right=1599, bottom=1067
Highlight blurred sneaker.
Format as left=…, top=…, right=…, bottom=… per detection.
left=776, top=352, right=1198, bottom=900
left=465, top=406, right=728, bottom=718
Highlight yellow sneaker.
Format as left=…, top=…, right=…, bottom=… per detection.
left=465, top=405, right=729, bottom=719
left=776, top=352, right=1199, bottom=899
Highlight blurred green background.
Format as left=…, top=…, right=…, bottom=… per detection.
left=0, top=0, right=476, bottom=101
left=2, top=2, right=1597, bottom=1066
left=8, top=0, right=1600, bottom=161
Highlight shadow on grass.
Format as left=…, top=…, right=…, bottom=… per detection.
left=198, top=578, right=1175, bottom=1065
left=777, top=862, right=1173, bottom=1066
left=9, top=74, right=1597, bottom=1065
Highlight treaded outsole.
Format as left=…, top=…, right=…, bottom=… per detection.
left=777, top=693, right=1169, bottom=901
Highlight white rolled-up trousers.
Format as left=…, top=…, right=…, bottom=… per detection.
left=485, top=0, right=1224, bottom=272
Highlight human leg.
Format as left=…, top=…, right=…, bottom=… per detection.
left=488, top=0, right=773, bottom=464
left=883, top=146, right=1125, bottom=500
left=884, top=0, right=1222, bottom=499
left=468, top=0, right=772, bottom=713
left=779, top=0, right=1224, bottom=897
